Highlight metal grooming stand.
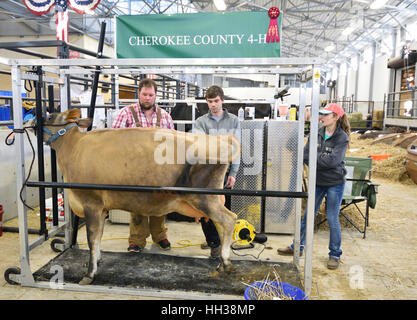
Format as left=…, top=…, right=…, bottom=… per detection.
left=4, top=57, right=321, bottom=299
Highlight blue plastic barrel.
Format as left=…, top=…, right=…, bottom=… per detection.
left=244, top=280, right=308, bottom=300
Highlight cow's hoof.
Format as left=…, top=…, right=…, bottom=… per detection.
left=210, top=269, right=221, bottom=278
left=79, top=276, right=94, bottom=285
left=224, top=264, right=236, bottom=274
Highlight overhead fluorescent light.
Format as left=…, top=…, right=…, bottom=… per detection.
left=325, top=45, right=335, bottom=52
left=213, top=0, right=227, bottom=11
left=370, top=0, right=388, bottom=9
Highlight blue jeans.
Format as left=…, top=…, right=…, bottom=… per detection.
left=292, top=183, right=345, bottom=259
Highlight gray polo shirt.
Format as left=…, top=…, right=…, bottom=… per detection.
left=193, top=109, right=241, bottom=178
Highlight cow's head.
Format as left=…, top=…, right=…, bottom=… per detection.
left=25, top=108, right=92, bottom=145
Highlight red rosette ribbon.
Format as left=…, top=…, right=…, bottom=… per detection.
left=266, top=7, right=280, bottom=43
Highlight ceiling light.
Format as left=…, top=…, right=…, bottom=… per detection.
left=370, top=0, right=388, bottom=9
left=325, top=45, right=335, bottom=52
left=213, top=0, right=227, bottom=11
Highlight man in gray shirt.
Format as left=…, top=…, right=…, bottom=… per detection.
left=193, top=85, right=241, bottom=258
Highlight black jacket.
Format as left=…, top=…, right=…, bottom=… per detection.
left=304, top=125, right=349, bottom=186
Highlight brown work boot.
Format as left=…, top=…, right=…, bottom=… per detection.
left=327, top=257, right=340, bottom=270
left=277, top=246, right=303, bottom=257
left=200, top=242, right=210, bottom=250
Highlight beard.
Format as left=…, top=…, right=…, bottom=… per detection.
left=140, top=103, right=154, bottom=111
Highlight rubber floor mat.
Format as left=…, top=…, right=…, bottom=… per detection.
left=33, top=248, right=302, bottom=297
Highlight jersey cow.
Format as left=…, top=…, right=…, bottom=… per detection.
left=29, top=109, right=240, bottom=285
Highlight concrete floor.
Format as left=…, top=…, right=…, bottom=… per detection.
left=1, top=178, right=417, bottom=300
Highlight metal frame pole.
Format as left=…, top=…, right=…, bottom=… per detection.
left=293, top=81, right=307, bottom=265
left=34, top=66, right=47, bottom=238
left=48, top=84, right=59, bottom=227
left=87, top=21, right=107, bottom=129
left=303, top=66, right=320, bottom=297
left=59, top=68, right=72, bottom=250
left=273, top=73, right=279, bottom=119
left=11, top=65, right=35, bottom=286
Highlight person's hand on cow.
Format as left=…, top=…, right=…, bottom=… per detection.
left=225, top=175, right=236, bottom=189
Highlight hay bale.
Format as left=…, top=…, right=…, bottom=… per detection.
left=349, top=112, right=367, bottom=128
left=348, top=134, right=414, bottom=184
left=372, top=110, right=384, bottom=129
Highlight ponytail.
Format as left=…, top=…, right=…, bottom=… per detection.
left=338, top=114, right=351, bottom=148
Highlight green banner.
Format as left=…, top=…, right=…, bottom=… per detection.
left=116, top=11, right=281, bottom=59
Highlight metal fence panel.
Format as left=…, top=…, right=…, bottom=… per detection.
left=264, top=120, right=299, bottom=234
left=231, top=120, right=265, bottom=231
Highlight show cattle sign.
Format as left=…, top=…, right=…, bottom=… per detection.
left=116, top=11, right=281, bottom=59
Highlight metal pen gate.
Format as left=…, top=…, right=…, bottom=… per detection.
left=1, top=56, right=322, bottom=298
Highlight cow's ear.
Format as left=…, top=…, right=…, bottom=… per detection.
left=77, top=118, right=93, bottom=128
left=66, top=108, right=81, bottom=122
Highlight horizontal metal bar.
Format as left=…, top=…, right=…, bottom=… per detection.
left=0, top=40, right=65, bottom=49
left=70, top=104, right=114, bottom=108
left=117, top=99, right=275, bottom=104
left=26, top=181, right=308, bottom=199
left=21, top=73, right=63, bottom=85
left=2, top=226, right=42, bottom=235
left=173, top=120, right=194, bottom=124
left=28, top=222, right=69, bottom=251
left=31, top=281, right=242, bottom=300
left=104, top=67, right=303, bottom=75
left=29, top=235, right=47, bottom=251
left=387, top=89, right=416, bottom=95
left=386, top=116, right=417, bottom=119
left=6, top=48, right=54, bottom=59
left=67, top=44, right=111, bottom=59
left=10, top=57, right=324, bottom=67
left=0, top=96, right=60, bottom=102
left=60, top=67, right=303, bottom=76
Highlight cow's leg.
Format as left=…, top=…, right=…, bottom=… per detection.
left=79, top=206, right=106, bottom=285
left=210, top=205, right=237, bottom=273
left=95, top=210, right=108, bottom=265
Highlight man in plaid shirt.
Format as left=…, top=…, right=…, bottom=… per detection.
left=111, top=78, right=174, bottom=254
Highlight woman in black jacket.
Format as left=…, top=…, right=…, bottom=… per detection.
left=278, top=103, right=350, bottom=270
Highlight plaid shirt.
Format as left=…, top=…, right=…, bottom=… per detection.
left=111, top=103, right=175, bottom=129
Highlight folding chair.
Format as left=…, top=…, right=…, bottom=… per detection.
left=340, top=156, right=378, bottom=239
left=315, top=157, right=378, bottom=239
